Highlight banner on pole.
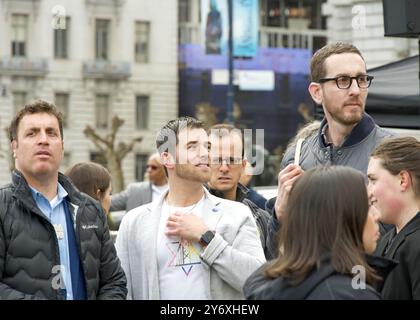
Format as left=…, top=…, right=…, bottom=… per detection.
left=201, top=0, right=259, bottom=57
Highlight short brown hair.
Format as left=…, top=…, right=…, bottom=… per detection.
left=65, top=162, right=111, bottom=201
left=265, top=166, right=378, bottom=286
left=9, top=100, right=64, bottom=142
left=371, top=136, right=420, bottom=198
left=155, top=116, right=204, bottom=176
left=156, top=116, right=204, bottom=154
left=310, top=42, right=365, bottom=82
left=208, top=123, right=245, bottom=158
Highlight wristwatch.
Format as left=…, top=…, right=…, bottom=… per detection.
left=199, top=230, right=215, bottom=247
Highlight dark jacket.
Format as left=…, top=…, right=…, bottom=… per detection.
left=0, top=170, right=127, bottom=300
left=374, top=212, right=420, bottom=300
left=243, top=254, right=396, bottom=300
left=207, top=183, right=271, bottom=258
left=265, top=197, right=280, bottom=259
left=245, top=188, right=267, bottom=210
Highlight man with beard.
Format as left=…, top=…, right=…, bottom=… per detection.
left=266, top=42, right=394, bottom=258
left=115, top=117, right=265, bottom=299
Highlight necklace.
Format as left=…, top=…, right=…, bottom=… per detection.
left=166, top=195, right=203, bottom=215
left=167, top=200, right=199, bottom=215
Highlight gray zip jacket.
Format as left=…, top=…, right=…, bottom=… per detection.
left=266, top=113, right=395, bottom=259
left=281, top=113, right=394, bottom=173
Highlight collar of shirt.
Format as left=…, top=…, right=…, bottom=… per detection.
left=30, top=183, right=68, bottom=220
left=152, top=183, right=168, bottom=194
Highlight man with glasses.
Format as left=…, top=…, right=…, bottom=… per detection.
left=115, top=117, right=265, bottom=299
left=110, top=152, right=168, bottom=212
left=266, top=42, right=394, bottom=258
left=207, top=124, right=271, bottom=258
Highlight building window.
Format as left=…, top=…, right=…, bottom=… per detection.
left=135, top=153, right=148, bottom=181
left=54, top=17, right=70, bottom=59
left=12, top=92, right=27, bottom=115
left=136, top=95, right=149, bottom=130
left=261, top=0, right=325, bottom=30
left=90, top=151, right=107, bottom=169
left=55, top=93, right=70, bottom=127
left=96, top=19, right=110, bottom=60
left=178, top=0, right=192, bottom=23
left=11, top=14, right=28, bottom=57
left=134, top=21, right=150, bottom=63
left=95, top=94, right=109, bottom=129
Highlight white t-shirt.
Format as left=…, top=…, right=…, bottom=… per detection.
left=152, top=184, right=168, bottom=202
left=157, top=196, right=210, bottom=300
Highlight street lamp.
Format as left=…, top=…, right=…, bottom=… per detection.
left=226, top=0, right=234, bottom=124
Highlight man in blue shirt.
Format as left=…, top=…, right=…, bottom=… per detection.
left=0, top=100, right=127, bottom=300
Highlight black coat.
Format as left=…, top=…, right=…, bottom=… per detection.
left=374, top=212, right=420, bottom=299
left=243, top=254, right=396, bottom=300
left=0, top=171, right=127, bottom=300
left=207, top=183, right=271, bottom=258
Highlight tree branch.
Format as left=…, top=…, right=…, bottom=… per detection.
left=83, top=125, right=108, bottom=152
left=116, top=137, right=143, bottom=161
left=110, top=116, right=125, bottom=146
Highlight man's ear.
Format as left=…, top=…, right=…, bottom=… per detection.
left=308, top=82, right=323, bottom=105
left=11, top=140, right=17, bottom=158
left=240, top=159, right=246, bottom=172
left=161, top=152, right=175, bottom=170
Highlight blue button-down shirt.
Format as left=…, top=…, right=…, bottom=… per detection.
left=30, top=183, right=73, bottom=300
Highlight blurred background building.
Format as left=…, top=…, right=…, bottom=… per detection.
left=0, top=0, right=178, bottom=185
left=0, top=0, right=418, bottom=187
left=323, top=0, right=418, bottom=68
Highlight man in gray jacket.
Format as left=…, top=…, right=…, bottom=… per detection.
left=0, top=100, right=126, bottom=299
left=116, top=117, right=265, bottom=299
left=266, top=42, right=394, bottom=258
left=110, top=152, right=168, bottom=212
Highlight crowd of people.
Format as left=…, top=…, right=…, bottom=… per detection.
left=1, top=41, right=420, bottom=300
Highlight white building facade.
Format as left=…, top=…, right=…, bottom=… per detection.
left=323, top=0, right=418, bottom=68
left=0, top=0, right=178, bottom=185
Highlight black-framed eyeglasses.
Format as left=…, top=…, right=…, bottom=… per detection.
left=210, top=156, right=243, bottom=166
left=318, top=75, right=374, bottom=89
